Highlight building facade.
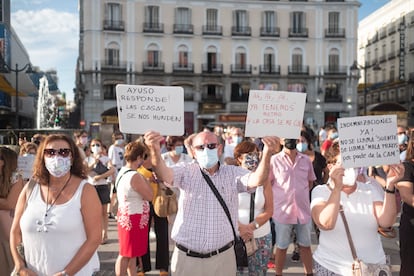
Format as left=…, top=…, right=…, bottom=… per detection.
left=357, top=0, right=414, bottom=127
left=76, top=0, right=360, bottom=135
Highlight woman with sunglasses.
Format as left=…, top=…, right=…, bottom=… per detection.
left=10, top=134, right=101, bottom=276
left=86, top=139, right=115, bottom=244
left=234, top=141, right=273, bottom=276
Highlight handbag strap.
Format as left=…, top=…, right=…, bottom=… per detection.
left=339, top=205, right=359, bottom=261
left=115, top=169, right=135, bottom=189
left=200, top=169, right=238, bottom=240
left=249, top=192, right=255, bottom=223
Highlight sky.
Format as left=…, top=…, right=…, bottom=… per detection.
left=10, top=0, right=391, bottom=102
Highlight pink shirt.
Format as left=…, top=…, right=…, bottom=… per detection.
left=269, top=151, right=316, bottom=224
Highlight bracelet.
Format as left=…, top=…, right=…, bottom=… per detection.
left=385, top=188, right=396, bottom=194
left=61, top=270, right=69, bottom=276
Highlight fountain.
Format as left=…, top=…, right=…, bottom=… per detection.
left=36, top=75, right=56, bottom=129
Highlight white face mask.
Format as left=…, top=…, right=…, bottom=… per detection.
left=342, top=168, right=359, bottom=186
left=45, top=156, right=71, bottom=177
left=80, top=136, right=88, bottom=146
left=196, top=148, right=219, bottom=169
left=91, top=145, right=102, bottom=155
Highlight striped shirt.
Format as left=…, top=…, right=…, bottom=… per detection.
left=170, top=162, right=250, bottom=253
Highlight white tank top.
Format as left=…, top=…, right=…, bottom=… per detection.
left=20, top=179, right=100, bottom=275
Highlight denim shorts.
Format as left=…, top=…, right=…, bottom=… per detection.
left=274, top=220, right=312, bottom=249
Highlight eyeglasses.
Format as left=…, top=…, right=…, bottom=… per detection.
left=143, top=153, right=148, bottom=160
left=44, top=148, right=71, bottom=157
left=91, top=144, right=101, bottom=147
left=193, top=143, right=218, bottom=151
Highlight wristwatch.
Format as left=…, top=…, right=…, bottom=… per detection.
left=253, top=220, right=260, bottom=229
left=61, top=271, right=69, bottom=276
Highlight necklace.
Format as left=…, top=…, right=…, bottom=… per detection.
left=36, top=175, right=72, bottom=232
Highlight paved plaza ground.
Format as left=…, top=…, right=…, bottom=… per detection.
left=96, top=218, right=401, bottom=275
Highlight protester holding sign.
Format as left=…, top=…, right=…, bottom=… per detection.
left=311, top=146, right=403, bottom=275
left=144, top=130, right=280, bottom=276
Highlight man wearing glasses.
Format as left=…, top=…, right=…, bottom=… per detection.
left=144, top=130, right=280, bottom=276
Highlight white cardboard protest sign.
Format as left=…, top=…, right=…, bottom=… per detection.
left=18, top=155, right=35, bottom=180
left=337, top=115, right=399, bottom=168
left=116, top=85, right=184, bottom=135
left=244, top=90, right=306, bottom=138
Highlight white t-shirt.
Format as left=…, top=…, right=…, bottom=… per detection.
left=108, top=145, right=125, bottom=170
left=238, top=186, right=271, bottom=238
left=311, top=182, right=386, bottom=275
left=86, top=155, right=111, bottom=186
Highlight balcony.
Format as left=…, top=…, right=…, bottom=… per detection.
left=143, top=22, right=164, bottom=33
left=231, top=26, right=251, bottom=36
left=101, top=60, right=127, bottom=71
left=388, top=25, right=396, bottom=35
left=172, top=63, right=194, bottom=73
left=260, top=27, right=280, bottom=37
left=173, top=24, right=194, bottom=34
left=410, top=42, right=414, bottom=52
left=388, top=51, right=397, bottom=60
left=231, top=64, right=252, bottom=74
left=324, top=28, right=345, bottom=38
left=259, top=65, right=280, bottom=75
left=288, top=28, right=308, bottom=38
left=103, top=20, right=125, bottom=31
left=324, top=65, right=347, bottom=75
left=202, top=63, right=223, bottom=74
left=202, top=25, right=223, bottom=36
left=142, top=62, right=165, bottom=72
left=288, top=65, right=309, bottom=75
left=379, top=55, right=387, bottom=63
left=325, top=95, right=343, bottom=103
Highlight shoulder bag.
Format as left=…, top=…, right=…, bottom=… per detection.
left=339, top=206, right=392, bottom=276
left=245, top=192, right=258, bottom=256
left=200, top=169, right=248, bottom=267
left=153, top=179, right=178, bottom=218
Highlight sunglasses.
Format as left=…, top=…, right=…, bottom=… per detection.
left=91, top=144, right=101, bottom=147
left=44, top=148, right=72, bottom=157
left=193, top=143, right=218, bottom=151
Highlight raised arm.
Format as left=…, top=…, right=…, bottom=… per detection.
left=247, top=136, right=280, bottom=188
left=144, top=131, right=174, bottom=184
left=312, top=164, right=343, bottom=230
left=374, top=164, right=404, bottom=227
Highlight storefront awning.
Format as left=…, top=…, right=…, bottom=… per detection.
left=0, top=75, right=24, bottom=96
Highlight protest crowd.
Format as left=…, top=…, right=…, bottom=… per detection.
left=0, top=119, right=412, bottom=276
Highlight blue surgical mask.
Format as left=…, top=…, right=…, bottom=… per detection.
left=296, top=142, right=308, bottom=153
left=115, top=139, right=124, bottom=146
left=175, top=145, right=184, bottom=155
left=233, top=136, right=243, bottom=145
left=330, top=132, right=339, bottom=139
left=398, top=134, right=407, bottom=145
left=196, top=148, right=218, bottom=169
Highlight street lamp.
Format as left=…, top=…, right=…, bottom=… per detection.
left=1, top=62, right=33, bottom=128
left=350, top=60, right=381, bottom=115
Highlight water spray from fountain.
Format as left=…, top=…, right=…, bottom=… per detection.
left=36, top=75, right=56, bottom=129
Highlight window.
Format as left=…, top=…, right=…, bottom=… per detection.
left=147, top=44, right=160, bottom=67
left=324, top=83, right=342, bottom=102
left=206, top=9, right=218, bottom=29
left=235, top=47, right=246, bottom=69
left=231, top=83, right=250, bottom=102
left=178, top=45, right=189, bottom=67
left=232, top=10, right=250, bottom=35
left=389, top=65, right=395, bottom=81
left=106, top=3, right=121, bottom=21
left=292, top=48, right=303, bottom=71
left=288, top=83, right=306, bottom=92
left=291, top=12, right=305, bottom=33
left=105, top=43, right=120, bottom=66
left=328, top=50, right=339, bottom=72
left=263, top=11, right=275, bottom=31
left=145, top=6, right=159, bottom=26
left=175, top=7, right=192, bottom=33
left=263, top=47, right=275, bottom=72
left=103, top=84, right=117, bottom=100
left=328, top=12, right=340, bottom=33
